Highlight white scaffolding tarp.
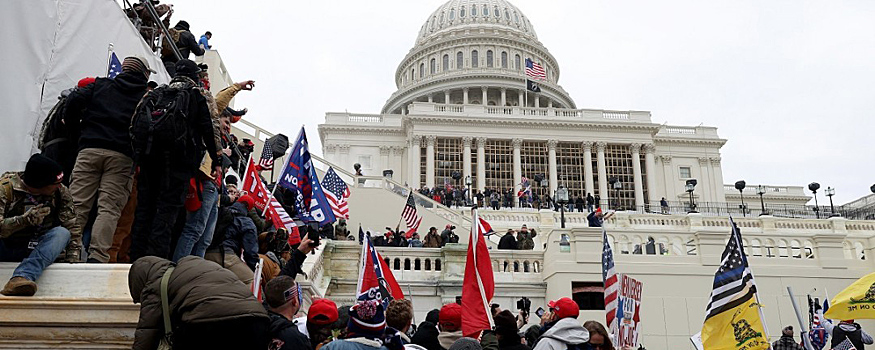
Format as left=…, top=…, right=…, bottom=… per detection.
left=0, top=0, right=170, bottom=172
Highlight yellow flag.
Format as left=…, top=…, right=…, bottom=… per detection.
left=701, top=296, right=770, bottom=350
left=825, top=271, right=875, bottom=321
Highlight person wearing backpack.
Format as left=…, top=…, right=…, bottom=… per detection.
left=533, top=298, right=589, bottom=350
left=38, top=77, right=95, bottom=186
left=64, top=56, right=153, bottom=263
left=160, top=20, right=205, bottom=76
left=129, top=59, right=221, bottom=262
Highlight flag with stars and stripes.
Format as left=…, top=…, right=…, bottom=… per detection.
left=356, top=228, right=404, bottom=306
left=701, top=218, right=769, bottom=350
left=107, top=52, right=121, bottom=78
left=401, top=192, right=422, bottom=235
left=525, top=58, right=546, bottom=81
left=602, top=229, right=620, bottom=339
left=832, top=337, right=857, bottom=350
left=322, top=167, right=350, bottom=219
left=258, top=139, right=274, bottom=170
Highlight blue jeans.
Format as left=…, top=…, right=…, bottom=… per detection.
left=172, top=180, right=219, bottom=262
left=0, top=227, right=71, bottom=281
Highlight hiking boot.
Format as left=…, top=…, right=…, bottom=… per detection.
left=1, top=277, right=37, bottom=296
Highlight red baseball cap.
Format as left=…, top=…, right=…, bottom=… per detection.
left=548, top=297, right=579, bottom=319
left=237, top=194, right=255, bottom=211
left=308, top=298, right=339, bottom=326
left=439, top=303, right=462, bottom=332
left=77, top=77, right=95, bottom=88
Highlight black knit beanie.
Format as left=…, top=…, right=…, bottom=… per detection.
left=24, top=154, right=63, bottom=188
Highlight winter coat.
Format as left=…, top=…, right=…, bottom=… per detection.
left=498, top=336, right=532, bottom=350
left=128, top=256, right=269, bottom=350
left=411, top=321, right=442, bottom=350
left=586, top=212, right=603, bottom=228
left=268, top=310, right=313, bottom=350
left=438, top=330, right=463, bottom=350
left=409, top=239, right=424, bottom=248
left=64, top=72, right=149, bottom=158
left=423, top=232, right=442, bottom=248
left=221, top=202, right=260, bottom=270
left=322, top=338, right=391, bottom=350
left=532, top=318, right=589, bottom=350
left=498, top=233, right=518, bottom=250
left=829, top=321, right=874, bottom=350
left=771, top=335, right=804, bottom=350
left=172, top=24, right=204, bottom=60
left=0, top=172, right=81, bottom=251
left=516, top=231, right=536, bottom=250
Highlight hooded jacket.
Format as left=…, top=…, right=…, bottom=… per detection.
left=128, top=256, right=268, bottom=350
left=221, top=202, right=260, bottom=270
left=771, top=335, right=804, bottom=350
left=64, top=72, right=149, bottom=158
left=268, top=310, right=313, bottom=350
left=172, top=22, right=204, bottom=59
left=532, top=318, right=589, bottom=350
left=438, top=330, right=463, bottom=350
left=498, top=232, right=518, bottom=250
left=411, top=320, right=442, bottom=350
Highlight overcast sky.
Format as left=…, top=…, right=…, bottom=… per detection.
left=177, top=0, right=875, bottom=204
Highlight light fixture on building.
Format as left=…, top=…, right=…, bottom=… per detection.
left=609, top=177, right=622, bottom=210
left=808, top=182, right=821, bottom=219
left=735, top=180, right=747, bottom=217
left=826, top=186, right=837, bottom=217
left=559, top=234, right=571, bottom=253
left=756, top=185, right=768, bottom=216
left=685, top=179, right=698, bottom=213
left=556, top=184, right=569, bottom=228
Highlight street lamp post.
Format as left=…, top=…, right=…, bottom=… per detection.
left=735, top=180, right=747, bottom=217
left=808, top=182, right=820, bottom=219
left=826, top=186, right=836, bottom=217
left=556, top=185, right=569, bottom=228
left=756, top=185, right=768, bottom=216
left=609, top=177, right=622, bottom=210
left=685, top=179, right=698, bottom=213
left=465, top=175, right=473, bottom=206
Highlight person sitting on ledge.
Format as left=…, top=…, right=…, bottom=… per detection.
left=0, top=154, right=80, bottom=296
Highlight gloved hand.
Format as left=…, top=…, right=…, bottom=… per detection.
left=21, top=205, right=51, bottom=226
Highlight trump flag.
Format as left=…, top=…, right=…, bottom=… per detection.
left=276, top=127, right=336, bottom=226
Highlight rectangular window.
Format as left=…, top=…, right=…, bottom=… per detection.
left=679, top=166, right=692, bottom=179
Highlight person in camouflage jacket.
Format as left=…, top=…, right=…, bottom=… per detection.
left=0, top=154, right=81, bottom=296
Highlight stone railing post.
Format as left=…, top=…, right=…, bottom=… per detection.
left=813, top=233, right=849, bottom=269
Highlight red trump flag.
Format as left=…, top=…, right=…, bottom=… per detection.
left=461, top=209, right=495, bottom=337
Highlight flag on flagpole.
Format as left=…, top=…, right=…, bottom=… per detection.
left=824, top=271, right=875, bottom=321
left=809, top=296, right=829, bottom=350
left=356, top=228, right=404, bottom=305
left=257, top=139, right=275, bottom=171
left=107, top=52, right=122, bottom=78
left=525, top=58, right=546, bottom=81
left=275, top=127, right=336, bottom=226
left=478, top=217, right=495, bottom=236
left=265, top=195, right=300, bottom=245
left=701, top=218, right=769, bottom=350
left=602, top=228, right=620, bottom=340
left=322, top=167, right=351, bottom=219
left=242, top=157, right=270, bottom=212
left=461, top=209, right=495, bottom=338
left=526, top=79, right=541, bottom=93
left=251, top=257, right=264, bottom=302
left=401, top=192, right=422, bottom=234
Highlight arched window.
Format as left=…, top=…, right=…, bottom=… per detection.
left=419, top=63, right=424, bottom=78
left=501, top=51, right=508, bottom=68
left=505, top=9, right=510, bottom=20
left=494, top=6, right=500, bottom=18
left=460, top=7, right=466, bottom=18
left=449, top=9, right=455, bottom=20
left=514, top=12, right=519, bottom=23
left=404, top=258, right=411, bottom=270
left=472, top=5, right=477, bottom=17
left=471, top=50, right=479, bottom=68
left=456, top=52, right=463, bottom=69
left=393, top=258, right=401, bottom=270
left=442, top=54, right=449, bottom=71
left=483, top=5, right=489, bottom=17
left=410, top=69, right=414, bottom=81
left=415, top=258, right=421, bottom=270
left=486, top=50, right=494, bottom=67
left=430, top=58, right=436, bottom=74
left=435, top=259, right=442, bottom=271
left=425, top=259, right=432, bottom=270
left=515, top=54, right=521, bottom=71
left=439, top=12, right=444, bottom=25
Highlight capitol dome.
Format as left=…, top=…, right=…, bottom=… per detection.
left=381, top=0, right=576, bottom=114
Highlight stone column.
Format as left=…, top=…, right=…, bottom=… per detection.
left=698, top=157, right=711, bottom=202
left=660, top=155, right=674, bottom=199
left=547, top=99, right=553, bottom=108
left=392, top=146, right=404, bottom=175
left=512, top=138, right=523, bottom=207
left=548, top=140, right=558, bottom=194
left=401, top=106, right=407, bottom=115
left=409, top=136, right=421, bottom=188
left=500, top=88, right=507, bottom=106
left=644, top=144, right=658, bottom=210
left=428, top=94, right=433, bottom=103
left=463, top=88, right=469, bottom=105
left=630, top=143, right=644, bottom=209
left=596, top=142, right=608, bottom=208
left=324, top=144, right=337, bottom=166
left=711, top=157, right=725, bottom=201
left=425, top=135, right=436, bottom=189
left=583, top=142, right=594, bottom=197
left=481, top=86, right=488, bottom=106
left=518, top=90, right=524, bottom=107
left=444, top=90, right=451, bottom=104
left=380, top=146, right=390, bottom=172
left=462, top=137, right=472, bottom=187
left=535, top=96, right=540, bottom=108
left=339, top=144, right=350, bottom=171
left=476, top=137, right=487, bottom=191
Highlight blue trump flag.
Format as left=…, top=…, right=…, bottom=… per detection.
left=276, top=127, right=336, bottom=226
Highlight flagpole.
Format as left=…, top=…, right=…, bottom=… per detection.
left=106, top=43, right=114, bottom=77
left=471, top=207, right=495, bottom=331
left=787, top=287, right=816, bottom=350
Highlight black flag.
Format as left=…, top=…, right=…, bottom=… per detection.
left=526, top=79, right=541, bottom=92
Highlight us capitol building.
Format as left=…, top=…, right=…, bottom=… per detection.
left=2, top=1, right=873, bottom=349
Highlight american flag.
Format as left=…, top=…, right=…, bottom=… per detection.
left=809, top=296, right=829, bottom=350
left=322, top=167, right=350, bottom=219
left=258, top=140, right=274, bottom=170
left=602, top=228, right=620, bottom=338
left=402, top=192, right=422, bottom=234
left=704, top=218, right=757, bottom=320
left=107, top=52, right=121, bottom=78
left=832, top=337, right=857, bottom=350
left=525, top=58, right=546, bottom=81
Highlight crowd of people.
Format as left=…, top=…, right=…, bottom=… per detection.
left=417, top=186, right=609, bottom=214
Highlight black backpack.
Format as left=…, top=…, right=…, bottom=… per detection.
left=38, top=89, right=75, bottom=151
left=130, top=81, right=194, bottom=160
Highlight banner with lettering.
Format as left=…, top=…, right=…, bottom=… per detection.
left=617, top=274, right=643, bottom=348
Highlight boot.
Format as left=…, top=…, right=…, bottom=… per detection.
left=1, top=277, right=37, bottom=296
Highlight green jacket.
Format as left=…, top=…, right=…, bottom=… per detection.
left=0, top=172, right=80, bottom=251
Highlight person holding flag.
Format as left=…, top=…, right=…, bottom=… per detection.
left=701, top=218, right=770, bottom=350
left=824, top=271, right=875, bottom=350
left=273, top=127, right=336, bottom=227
